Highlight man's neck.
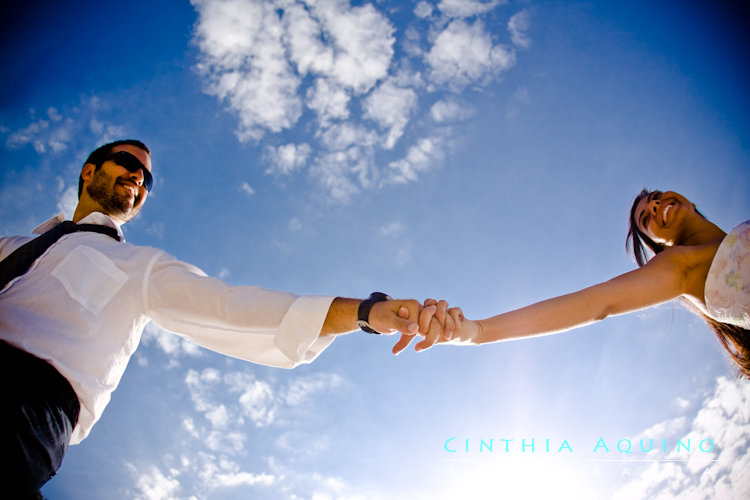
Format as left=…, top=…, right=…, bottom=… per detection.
left=72, top=201, right=123, bottom=225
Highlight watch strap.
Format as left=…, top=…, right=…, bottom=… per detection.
left=357, top=292, right=391, bottom=334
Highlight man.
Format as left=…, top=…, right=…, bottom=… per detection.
left=0, top=140, right=452, bottom=497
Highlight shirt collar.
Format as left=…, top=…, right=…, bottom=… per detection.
left=32, top=212, right=125, bottom=241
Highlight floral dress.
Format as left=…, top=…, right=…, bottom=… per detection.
left=704, top=220, right=750, bottom=329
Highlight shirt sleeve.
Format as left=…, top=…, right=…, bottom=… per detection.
left=144, top=252, right=337, bottom=368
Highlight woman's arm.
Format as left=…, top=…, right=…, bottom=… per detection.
left=408, top=248, right=694, bottom=352
left=477, top=258, right=682, bottom=343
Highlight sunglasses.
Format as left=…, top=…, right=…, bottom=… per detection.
left=105, top=151, right=153, bottom=192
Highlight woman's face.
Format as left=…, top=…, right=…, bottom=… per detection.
left=633, top=190, right=695, bottom=246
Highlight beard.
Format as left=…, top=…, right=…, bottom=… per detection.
left=86, top=168, right=143, bottom=222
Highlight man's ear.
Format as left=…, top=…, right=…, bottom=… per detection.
left=80, top=163, right=96, bottom=185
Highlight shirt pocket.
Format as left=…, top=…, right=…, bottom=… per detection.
left=52, top=245, right=129, bottom=315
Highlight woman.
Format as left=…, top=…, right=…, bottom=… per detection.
left=395, top=190, right=750, bottom=377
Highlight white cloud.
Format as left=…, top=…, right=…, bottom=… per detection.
left=189, top=0, right=523, bottom=202
left=192, top=0, right=303, bottom=141
left=311, top=149, right=370, bottom=203
left=676, top=396, right=691, bottom=410
left=427, top=20, right=515, bottom=90
left=306, top=78, right=351, bottom=127
left=281, top=1, right=335, bottom=77
left=362, top=79, right=418, bottom=149
left=205, top=404, right=230, bottom=429
left=205, top=430, right=246, bottom=453
left=430, top=98, right=474, bottom=123
left=6, top=107, right=73, bottom=153
left=378, top=221, right=404, bottom=238
left=283, top=373, right=344, bottom=406
left=304, top=0, right=395, bottom=94
left=508, top=9, right=532, bottom=48
left=57, top=185, right=79, bottom=219
left=186, top=369, right=350, bottom=429
left=377, top=222, right=412, bottom=265
left=265, top=142, right=312, bottom=176
left=127, top=453, right=276, bottom=498
left=386, top=136, right=445, bottom=184
left=185, top=367, right=223, bottom=412
left=210, top=470, right=275, bottom=488
left=414, top=1, right=434, bottom=19
left=238, top=379, right=278, bottom=426
left=182, top=418, right=200, bottom=439
left=240, top=181, right=255, bottom=196
left=318, top=122, right=379, bottom=152
left=142, top=323, right=203, bottom=361
left=194, top=452, right=276, bottom=489
left=89, top=117, right=126, bottom=140
left=129, top=368, right=367, bottom=499
left=613, top=377, right=750, bottom=500
left=438, top=0, right=504, bottom=18
left=129, top=465, right=181, bottom=500
left=191, top=0, right=395, bottom=143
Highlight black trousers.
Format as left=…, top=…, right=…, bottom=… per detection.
left=0, top=341, right=80, bottom=497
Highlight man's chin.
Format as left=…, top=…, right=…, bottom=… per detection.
left=109, top=198, right=142, bottom=223
left=118, top=206, right=142, bottom=223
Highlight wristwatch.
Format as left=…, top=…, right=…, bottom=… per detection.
left=357, top=292, right=392, bottom=334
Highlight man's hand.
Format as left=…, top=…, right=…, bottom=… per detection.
left=392, top=299, right=471, bottom=354
left=367, top=299, right=424, bottom=335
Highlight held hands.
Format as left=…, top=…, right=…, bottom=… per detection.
left=363, top=297, right=479, bottom=354
left=390, top=299, right=480, bottom=354
left=366, top=299, right=446, bottom=338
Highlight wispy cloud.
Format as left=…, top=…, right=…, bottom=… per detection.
left=185, top=367, right=348, bottom=432
left=362, top=78, right=419, bottom=149
left=240, top=181, right=256, bottom=196
left=1, top=100, right=135, bottom=221
left=508, top=8, right=532, bottom=48
left=125, top=366, right=354, bottom=498
left=613, top=377, right=750, bottom=499
left=437, top=0, right=506, bottom=19
left=127, top=452, right=276, bottom=499
left=141, top=323, right=204, bottom=362
left=190, top=0, right=526, bottom=202
left=430, top=98, right=474, bottom=123
left=127, top=465, right=180, bottom=500
left=386, top=135, right=446, bottom=185
left=264, top=142, right=312, bottom=176
left=6, top=107, right=72, bottom=153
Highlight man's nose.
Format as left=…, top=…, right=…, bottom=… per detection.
left=129, top=169, right=144, bottom=186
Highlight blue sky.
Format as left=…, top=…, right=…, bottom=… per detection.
left=1, top=0, right=749, bottom=498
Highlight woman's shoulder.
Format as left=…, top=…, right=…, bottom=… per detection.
left=646, top=238, right=722, bottom=300
left=653, top=239, right=722, bottom=268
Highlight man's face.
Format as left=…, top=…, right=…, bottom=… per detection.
left=85, top=144, right=152, bottom=223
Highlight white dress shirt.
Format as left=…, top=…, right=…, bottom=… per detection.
left=0, top=212, right=336, bottom=444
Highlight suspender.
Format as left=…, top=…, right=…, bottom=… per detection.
left=0, top=221, right=120, bottom=290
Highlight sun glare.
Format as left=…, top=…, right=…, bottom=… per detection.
left=435, top=458, right=608, bottom=500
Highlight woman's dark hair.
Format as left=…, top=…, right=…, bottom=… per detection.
left=626, top=188, right=750, bottom=378
left=78, top=139, right=150, bottom=198
left=703, top=314, right=750, bottom=379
